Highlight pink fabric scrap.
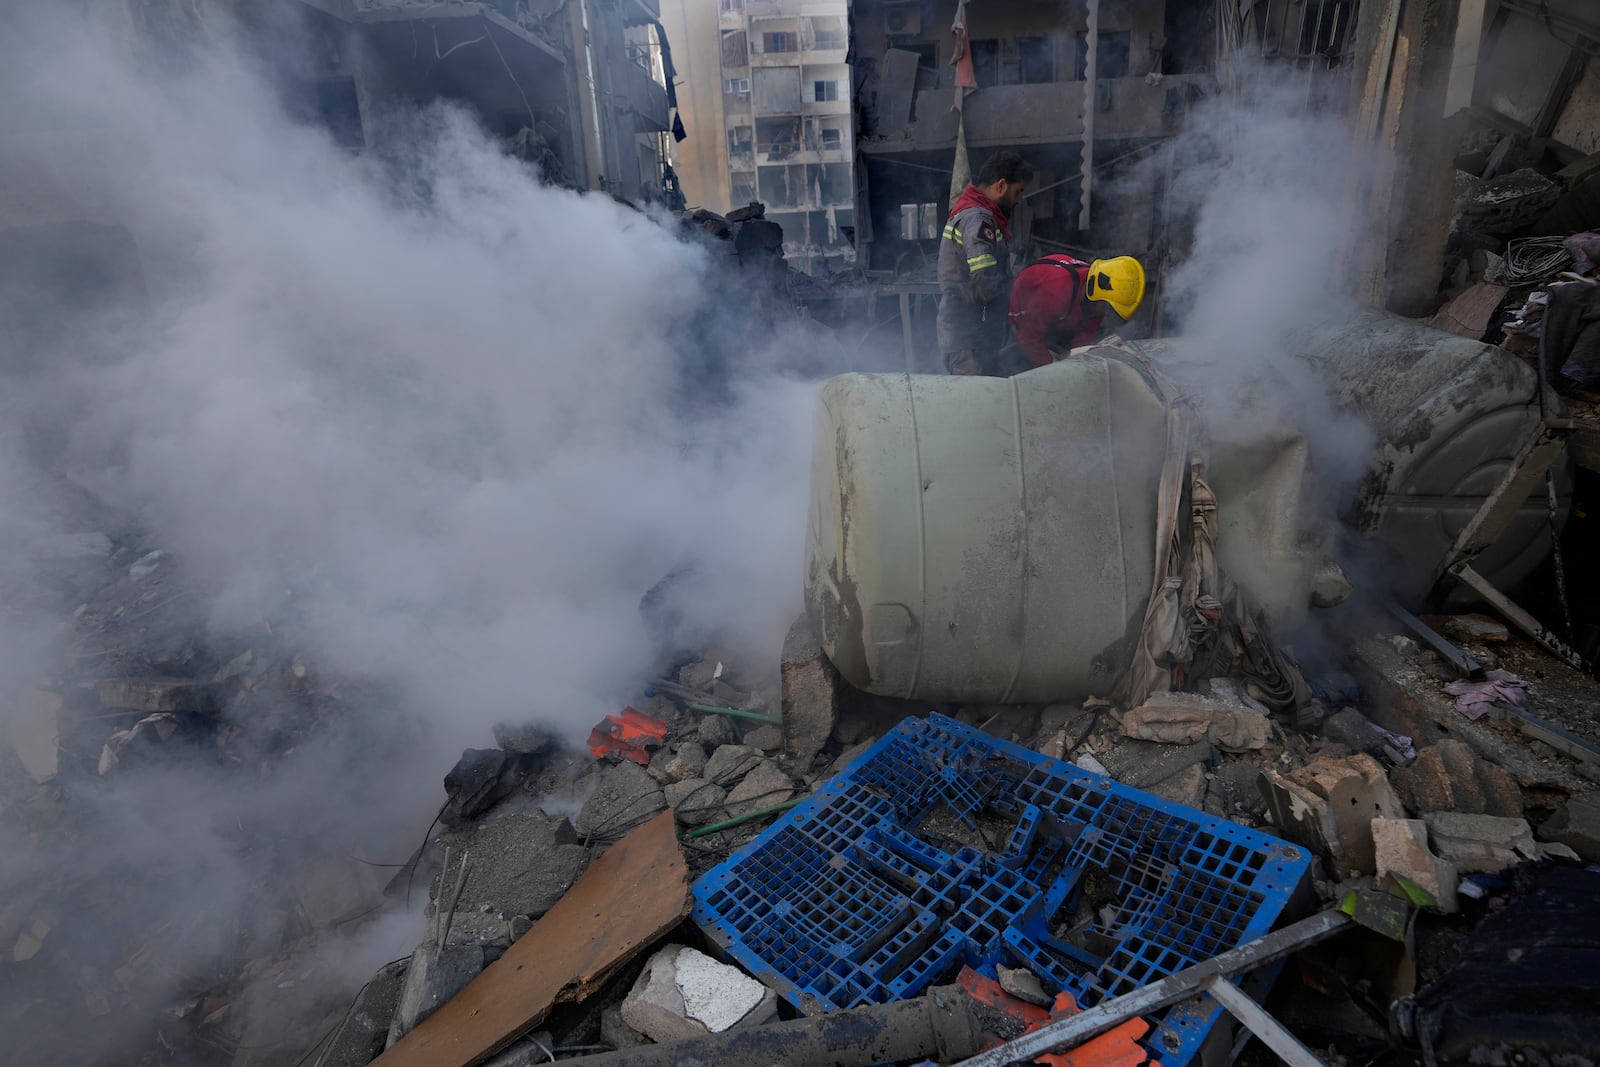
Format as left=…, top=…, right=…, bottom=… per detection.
left=1442, top=669, right=1528, bottom=721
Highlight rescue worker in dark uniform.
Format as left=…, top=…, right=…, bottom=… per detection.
left=937, top=151, right=1034, bottom=375
left=1006, top=254, right=1147, bottom=369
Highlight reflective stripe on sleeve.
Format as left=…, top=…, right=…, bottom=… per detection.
left=967, top=253, right=997, bottom=270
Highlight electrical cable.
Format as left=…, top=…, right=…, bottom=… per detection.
left=1501, top=236, right=1572, bottom=287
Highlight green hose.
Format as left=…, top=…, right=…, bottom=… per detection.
left=684, top=797, right=805, bottom=839
left=688, top=703, right=782, bottom=726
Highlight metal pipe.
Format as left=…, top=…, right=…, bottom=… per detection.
left=950, top=911, right=1353, bottom=1067
left=555, top=985, right=986, bottom=1067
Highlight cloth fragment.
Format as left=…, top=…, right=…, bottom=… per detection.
left=98, top=712, right=180, bottom=774
left=1442, top=669, right=1528, bottom=721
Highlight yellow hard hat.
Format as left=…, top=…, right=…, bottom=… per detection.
left=1086, top=256, right=1146, bottom=319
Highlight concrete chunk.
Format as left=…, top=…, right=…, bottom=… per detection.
left=722, top=759, right=794, bottom=819
left=322, top=958, right=408, bottom=1067
left=780, top=614, right=841, bottom=768
left=620, top=945, right=777, bottom=1043
left=1373, top=817, right=1458, bottom=912
left=1260, top=753, right=1405, bottom=874
left=1122, top=692, right=1270, bottom=752
left=665, top=778, right=727, bottom=827
left=1423, top=811, right=1540, bottom=873
left=1538, top=792, right=1600, bottom=862
left=703, top=744, right=762, bottom=788
left=574, top=761, right=666, bottom=839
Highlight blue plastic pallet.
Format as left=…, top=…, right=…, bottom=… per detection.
left=692, top=714, right=1310, bottom=1065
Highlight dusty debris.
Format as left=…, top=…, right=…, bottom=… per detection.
left=1120, top=692, right=1270, bottom=752
left=696, top=714, right=739, bottom=748
left=741, top=725, right=783, bottom=753
left=664, top=778, right=727, bottom=827
left=1372, top=818, right=1458, bottom=913
left=619, top=945, right=778, bottom=1042
left=1440, top=614, right=1510, bottom=643
left=721, top=759, right=793, bottom=819
left=1390, top=738, right=1523, bottom=817
left=321, top=959, right=409, bottom=1067
left=443, top=749, right=521, bottom=823
left=702, top=744, right=762, bottom=788
left=435, top=812, right=589, bottom=921
left=654, top=742, right=707, bottom=784
left=1259, top=753, right=1405, bottom=875
left=98, top=676, right=220, bottom=713
left=373, top=810, right=690, bottom=1067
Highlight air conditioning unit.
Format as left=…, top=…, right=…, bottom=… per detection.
left=884, top=3, right=921, bottom=37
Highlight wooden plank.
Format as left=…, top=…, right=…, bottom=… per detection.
left=1425, top=281, right=1510, bottom=338
left=372, top=811, right=690, bottom=1067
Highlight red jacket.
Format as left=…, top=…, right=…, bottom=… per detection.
left=1008, top=255, right=1104, bottom=367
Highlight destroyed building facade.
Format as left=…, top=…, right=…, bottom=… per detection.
left=662, top=0, right=857, bottom=274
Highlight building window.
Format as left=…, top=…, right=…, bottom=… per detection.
left=1076, top=31, right=1131, bottom=80
left=727, top=126, right=754, bottom=158
left=723, top=77, right=750, bottom=94
left=810, top=80, right=841, bottom=102
left=821, top=127, right=843, bottom=149
left=970, top=39, right=1000, bottom=86
left=720, top=0, right=743, bottom=11
left=1017, top=36, right=1054, bottom=84
left=720, top=29, right=748, bottom=69
left=807, top=16, right=846, bottom=50
left=900, top=202, right=938, bottom=240
left=763, top=32, right=796, bottom=54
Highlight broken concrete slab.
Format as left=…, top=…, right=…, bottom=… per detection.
left=662, top=743, right=708, bottom=783
left=97, top=677, right=219, bottom=714
left=1099, top=739, right=1214, bottom=792
left=437, top=812, right=589, bottom=920
left=601, top=1006, right=651, bottom=1051
left=372, top=811, right=690, bottom=1067
left=664, top=778, right=727, bottom=827
left=703, top=744, right=762, bottom=788
left=997, top=965, right=1052, bottom=1007
left=323, top=958, right=408, bottom=1067
left=491, top=722, right=554, bottom=757
left=722, top=759, right=794, bottom=819
left=1537, top=792, right=1600, bottom=861
left=1372, top=818, right=1458, bottom=913
left=780, top=614, right=841, bottom=769
left=1260, top=753, right=1405, bottom=875
left=574, top=760, right=666, bottom=840
left=620, top=945, right=778, bottom=1043
left=1391, top=739, right=1523, bottom=818
left=1121, top=692, right=1269, bottom=752
left=1423, top=811, right=1540, bottom=874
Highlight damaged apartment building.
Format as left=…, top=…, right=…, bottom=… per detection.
left=662, top=0, right=858, bottom=274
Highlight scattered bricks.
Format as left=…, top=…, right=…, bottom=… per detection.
left=1392, top=739, right=1523, bottom=818
left=1441, top=614, right=1509, bottom=643
left=665, top=779, right=728, bottom=827
left=1538, top=792, right=1600, bottom=861
left=780, top=614, right=841, bottom=769
left=742, top=725, right=783, bottom=753
left=1121, top=692, right=1270, bottom=752
left=574, top=761, right=666, bottom=839
left=722, top=759, right=794, bottom=819
left=620, top=945, right=778, bottom=1043
left=97, top=677, right=219, bottom=714
left=1423, top=812, right=1540, bottom=874
left=703, top=744, right=763, bottom=788
left=1259, top=754, right=1405, bottom=875
left=1372, top=818, right=1458, bottom=913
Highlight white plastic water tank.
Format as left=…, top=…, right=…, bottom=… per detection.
left=805, top=354, right=1317, bottom=703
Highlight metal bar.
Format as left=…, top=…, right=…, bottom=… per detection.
left=1489, top=704, right=1600, bottom=766
left=1079, top=0, right=1098, bottom=231
left=1453, top=565, right=1589, bottom=673
left=1433, top=424, right=1568, bottom=588
left=900, top=291, right=916, bottom=374
left=948, top=912, right=1353, bottom=1067
left=1202, top=977, right=1327, bottom=1067
left=1386, top=603, right=1481, bottom=678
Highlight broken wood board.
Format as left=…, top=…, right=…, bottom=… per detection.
left=372, top=810, right=690, bottom=1067
left=1425, top=282, right=1510, bottom=339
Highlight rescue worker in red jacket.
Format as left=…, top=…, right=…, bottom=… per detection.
left=1006, top=254, right=1147, bottom=369
left=937, top=151, right=1034, bottom=375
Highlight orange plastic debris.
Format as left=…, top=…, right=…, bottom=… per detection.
left=957, top=966, right=1051, bottom=1031
left=587, top=706, right=669, bottom=765
left=1034, top=1018, right=1158, bottom=1067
